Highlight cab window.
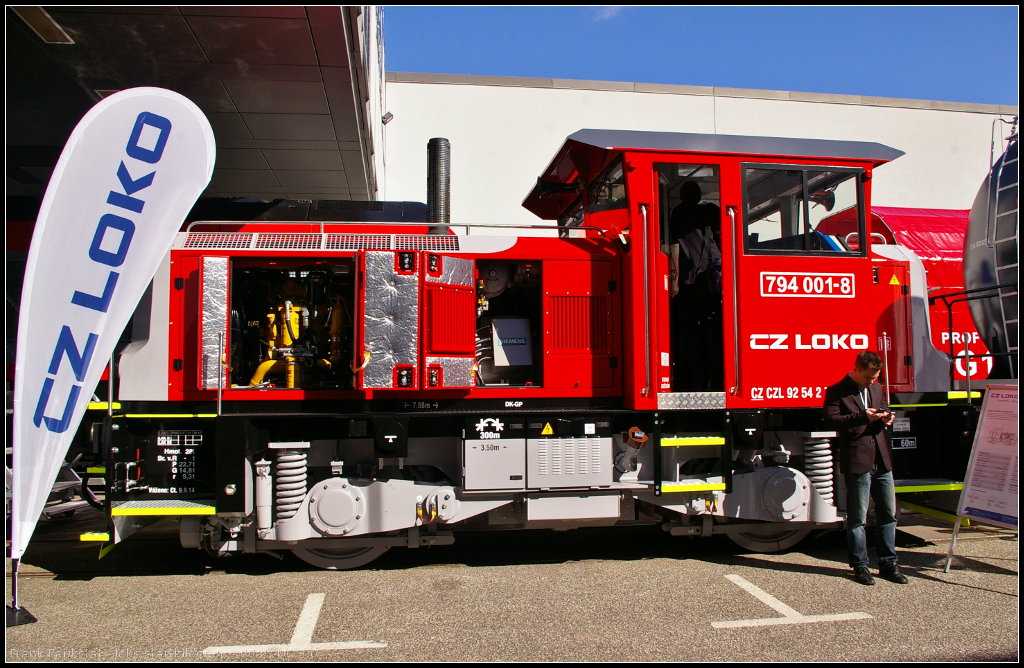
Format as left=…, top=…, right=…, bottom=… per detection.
left=587, top=157, right=627, bottom=214
left=743, top=165, right=864, bottom=254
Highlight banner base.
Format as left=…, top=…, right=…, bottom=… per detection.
left=6, top=605, right=38, bottom=627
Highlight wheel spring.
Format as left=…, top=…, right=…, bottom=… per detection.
left=803, top=437, right=834, bottom=504
left=274, top=449, right=308, bottom=521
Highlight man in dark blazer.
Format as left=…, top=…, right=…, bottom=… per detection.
left=823, top=351, right=907, bottom=586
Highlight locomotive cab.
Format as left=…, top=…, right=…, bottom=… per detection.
left=524, top=129, right=920, bottom=410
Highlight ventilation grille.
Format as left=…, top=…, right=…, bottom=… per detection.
left=426, top=287, right=476, bottom=354
left=184, top=233, right=253, bottom=249
left=550, top=296, right=608, bottom=351
left=396, top=235, right=460, bottom=251
left=536, top=438, right=603, bottom=477
left=325, top=234, right=391, bottom=250
left=181, top=232, right=459, bottom=252
left=314, top=200, right=385, bottom=211
left=254, top=233, right=322, bottom=249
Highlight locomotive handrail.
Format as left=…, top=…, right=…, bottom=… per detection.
left=927, top=282, right=1017, bottom=305
left=185, top=219, right=604, bottom=234
left=728, top=207, right=739, bottom=396
left=881, top=330, right=892, bottom=408
left=217, top=332, right=224, bottom=416
left=639, top=203, right=651, bottom=398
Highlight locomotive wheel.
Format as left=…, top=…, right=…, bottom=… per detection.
left=726, top=527, right=811, bottom=553
left=291, top=545, right=390, bottom=570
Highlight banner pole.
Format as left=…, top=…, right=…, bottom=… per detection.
left=11, top=558, right=17, bottom=609
left=107, top=354, right=114, bottom=417
left=944, top=520, right=963, bottom=573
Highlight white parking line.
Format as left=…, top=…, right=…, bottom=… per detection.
left=712, top=574, right=873, bottom=629
left=203, top=593, right=387, bottom=655
left=290, top=592, right=326, bottom=646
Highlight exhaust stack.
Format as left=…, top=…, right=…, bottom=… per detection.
left=426, top=137, right=450, bottom=234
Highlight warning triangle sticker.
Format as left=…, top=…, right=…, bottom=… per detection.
left=889, top=275, right=901, bottom=285
left=541, top=423, right=554, bottom=435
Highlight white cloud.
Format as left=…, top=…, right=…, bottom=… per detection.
left=593, top=6, right=623, bottom=21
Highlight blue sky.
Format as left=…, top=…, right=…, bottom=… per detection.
left=384, top=7, right=1018, bottom=106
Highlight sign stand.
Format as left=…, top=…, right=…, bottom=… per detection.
left=5, top=559, right=38, bottom=627
left=944, top=385, right=1018, bottom=573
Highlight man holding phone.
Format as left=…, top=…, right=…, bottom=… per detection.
left=823, top=351, right=907, bottom=586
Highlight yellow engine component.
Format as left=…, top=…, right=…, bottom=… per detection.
left=249, top=360, right=285, bottom=386
left=254, top=302, right=306, bottom=388
left=269, top=302, right=303, bottom=348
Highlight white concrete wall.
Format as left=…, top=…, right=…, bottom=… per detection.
left=358, top=5, right=386, bottom=199
left=382, top=75, right=1016, bottom=229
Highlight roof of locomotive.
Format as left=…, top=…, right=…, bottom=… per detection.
left=523, top=129, right=905, bottom=220
left=565, top=129, right=904, bottom=162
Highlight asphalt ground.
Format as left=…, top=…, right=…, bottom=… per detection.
left=5, top=508, right=1018, bottom=662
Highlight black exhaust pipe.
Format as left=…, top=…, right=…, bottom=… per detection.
left=426, top=137, right=450, bottom=234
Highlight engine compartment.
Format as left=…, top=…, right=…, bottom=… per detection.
left=230, top=258, right=357, bottom=390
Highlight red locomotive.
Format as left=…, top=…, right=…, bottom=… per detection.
left=61, top=130, right=991, bottom=567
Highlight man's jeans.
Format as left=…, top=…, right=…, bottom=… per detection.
left=845, top=468, right=898, bottom=568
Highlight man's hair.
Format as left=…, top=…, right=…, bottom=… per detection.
left=680, top=180, right=702, bottom=203
left=855, top=351, right=883, bottom=371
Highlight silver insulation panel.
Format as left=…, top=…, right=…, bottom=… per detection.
left=362, top=251, right=419, bottom=388
left=425, top=256, right=474, bottom=287
left=200, top=256, right=229, bottom=390
left=426, top=356, right=476, bottom=388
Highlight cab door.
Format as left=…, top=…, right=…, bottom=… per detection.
left=729, top=164, right=872, bottom=408
left=651, top=161, right=724, bottom=396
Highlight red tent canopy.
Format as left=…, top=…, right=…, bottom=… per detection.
left=817, top=206, right=969, bottom=289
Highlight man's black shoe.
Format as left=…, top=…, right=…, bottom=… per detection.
left=853, top=566, right=875, bottom=585
left=879, top=564, right=908, bottom=584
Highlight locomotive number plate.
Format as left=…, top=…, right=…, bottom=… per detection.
left=760, top=272, right=855, bottom=298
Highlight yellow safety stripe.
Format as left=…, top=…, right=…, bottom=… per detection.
left=110, top=507, right=216, bottom=516
left=98, top=543, right=116, bottom=559
left=947, top=391, right=982, bottom=399
left=79, top=532, right=110, bottom=542
left=123, top=414, right=218, bottom=418
left=899, top=500, right=970, bottom=526
left=87, top=402, right=121, bottom=410
left=894, top=483, right=963, bottom=493
left=662, top=437, right=726, bottom=446
left=86, top=467, right=106, bottom=474
left=661, top=483, right=727, bottom=493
